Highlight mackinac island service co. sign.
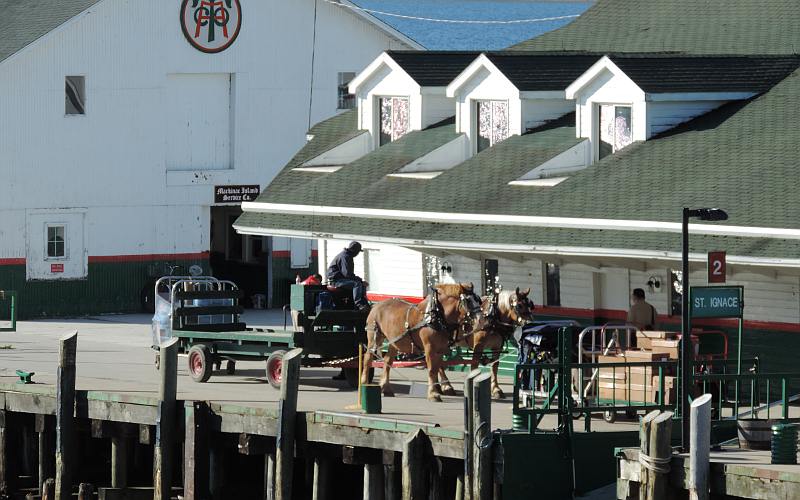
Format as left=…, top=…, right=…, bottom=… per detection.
left=181, top=0, right=242, bottom=53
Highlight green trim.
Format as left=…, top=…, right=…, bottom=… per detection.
left=0, top=290, right=17, bottom=331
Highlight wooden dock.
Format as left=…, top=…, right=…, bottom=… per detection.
left=617, top=445, right=800, bottom=499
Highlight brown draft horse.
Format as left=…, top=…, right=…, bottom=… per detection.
left=437, top=288, right=535, bottom=400
left=361, top=283, right=483, bottom=402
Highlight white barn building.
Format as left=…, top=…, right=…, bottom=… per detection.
left=0, top=0, right=420, bottom=317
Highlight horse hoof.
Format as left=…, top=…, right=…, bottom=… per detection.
left=492, top=389, right=505, bottom=400
left=428, top=394, right=442, bottom=402
left=442, top=386, right=457, bottom=396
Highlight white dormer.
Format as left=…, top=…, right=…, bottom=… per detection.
left=348, top=52, right=467, bottom=149
left=565, top=55, right=778, bottom=163
left=566, top=57, right=647, bottom=163
left=446, top=54, right=584, bottom=157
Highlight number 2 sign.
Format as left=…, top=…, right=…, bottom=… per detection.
left=708, top=251, right=726, bottom=284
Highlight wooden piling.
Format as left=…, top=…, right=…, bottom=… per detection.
left=364, top=463, right=385, bottom=500
left=36, top=415, right=56, bottom=496
left=55, top=331, right=78, bottom=500
left=111, top=433, right=130, bottom=489
left=275, top=348, right=302, bottom=500
left=264, top=453, right=276, bottom=500
left=640, top=410, right=673, bottom=500
left=472, top=373, right=492, bottom=500
left=383, top=450, right=401, bottom=500
left=0, top=410, right=16, bottom=497
left=184, top=401, right=210, bottom=500
left=463, top=369, right=482, bottom=500
left=689, top=395, right=712, bottom=500
left=42, top=478, right=55, bottom=500
left=311, top=456, right=329, bottom=500
left=401, top=428, right=429, bottom=500
left=154, top=338, right=178, bottom=500
left=78, top=483, right=95, bottom=500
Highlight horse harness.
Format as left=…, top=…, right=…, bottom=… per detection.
left=377, top=289, right=479, bottom=354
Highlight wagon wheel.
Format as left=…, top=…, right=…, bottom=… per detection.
left=188, top=345, right=213, bottom=383
left=603, top=410, right=617, bottom=424
left=343, top=367, right=374, bottom=389
left=266, top=350, right=287, bottom=389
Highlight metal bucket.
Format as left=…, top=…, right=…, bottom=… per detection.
left=360, top=384, right=382, bottom=414
left=738, top=419, right=778, bottom=450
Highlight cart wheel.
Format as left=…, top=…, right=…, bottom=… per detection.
left=226, top=360, right=236, bottom=375
left=188, top=345, right=213, bottom=383
left=266, top=350, right=287, bottom=389
left=603, top=410, right=617, bottom=424
left=343, top=367, right=374, bottom=389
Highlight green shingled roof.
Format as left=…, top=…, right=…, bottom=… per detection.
left=1, top=0, right=102, bottom=63
left=239, top=0, right=800, bottom=261
left=510, top=0, right=800, bottom=55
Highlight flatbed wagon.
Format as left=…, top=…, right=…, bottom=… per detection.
left=152, top=278, right=370, bottom=388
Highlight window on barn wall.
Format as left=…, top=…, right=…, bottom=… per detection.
left=476, top=100, right=509, bottom=153
left=379, top=96, right=410, bottom=146
left=545, top=262, right=561, bottom=307
left=670, top=270, right=683, bottom=316
left=483, top=258, right=499, bottom=296
left=65, top=76, right=85, bottom=115
left=337, top=72, right=356, bottom=110
left=46, top=225, right=66, bottom=259
left=598, top=104, right=632, bottom=160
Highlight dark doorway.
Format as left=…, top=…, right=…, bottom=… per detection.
left=210, top=206, right=268, bottom=308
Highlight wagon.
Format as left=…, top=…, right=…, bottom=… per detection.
left=151, top=277, right=371, bottom=388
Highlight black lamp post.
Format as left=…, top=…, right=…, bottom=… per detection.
left=681, top=207, right=728, bottom=452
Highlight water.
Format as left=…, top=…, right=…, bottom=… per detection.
left=351, top=0, right=592, bottom=50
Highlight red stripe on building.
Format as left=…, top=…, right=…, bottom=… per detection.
left=0, top=258, right=25, bottom=266
left=88, top=252, right=209, bottom=263
left=272, top=250, right=291, bottom=258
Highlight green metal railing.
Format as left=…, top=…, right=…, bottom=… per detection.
left=511, top=327, right=800, bottom=433
left=0, top=290, right=17, bottom=332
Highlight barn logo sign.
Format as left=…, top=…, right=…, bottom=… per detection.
left=180, top=0, right=242, bottom=53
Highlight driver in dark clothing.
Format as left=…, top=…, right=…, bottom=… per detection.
left=326, top=241, right=370, bottom=310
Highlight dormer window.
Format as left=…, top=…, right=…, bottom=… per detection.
left=476, top=100, right=508, bottom=153
left=379, top=96, right=410, bottom=146
left=598, top=104, right=632, bottom=160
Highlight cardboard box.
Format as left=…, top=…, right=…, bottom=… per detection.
left=651, top=385, right=676, bottom=404
left=622, top=350, right=671, bottom=361
left=636, top=330, right=677, bottom=349
left=598, top=368, right=626, bottom=381
left=651, top=338, right=699, bottom=359
left=598, top=384, right=657, bottom=403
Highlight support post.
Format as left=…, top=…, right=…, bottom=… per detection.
left=42, top=478, right=55, bottom=500
left=184, top=401, right=210, bottom=500
left=78, top=483, right=95, bottom=500
left=275, top=348, right=302, bottom=500
left=681, top=208, right=691, bottom=452
left=36, top=414, right=56, bottom=496
left=463, top=369, right=481, bottom=500
left=402, top=428, right=428, bottom=500
left=473, top=373, right=492, bottom=500
left=364, top=463, right=385, bottom=500
left=0, top=410, right=16, bottom=497
left=264, top=453, right=276, bottom=500
left=383, top=450, right=400, bottom=500
left=311, top=456, right=329, bottom=500
left=55, top=332, right=78, bottom=500
left=689, top=394, right=712, bottom=500
left=640, top=411, right=673, bottom=500
left=154, top=338, right=178, bottom=500
left=111, top=425, right=133, bottom=489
